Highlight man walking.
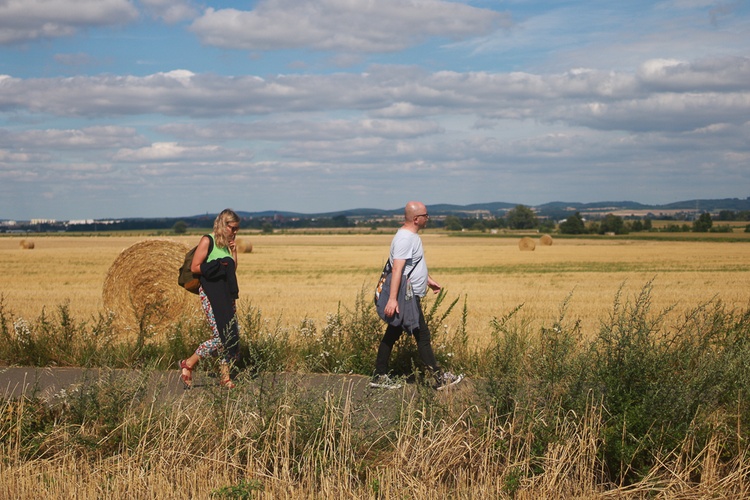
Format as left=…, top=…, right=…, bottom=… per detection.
left=370, top=201, right=463, bottom=390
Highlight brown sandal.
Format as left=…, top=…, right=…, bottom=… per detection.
left=219, top=378, right=236, bottom=389
left=179, top=360, right=193, bottom=389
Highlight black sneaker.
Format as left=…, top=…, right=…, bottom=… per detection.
left=436, top=372, right=464, bottom=391
left=369, top=374, right=402, bottom=389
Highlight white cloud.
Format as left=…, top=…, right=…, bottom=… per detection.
left=1, top=58, right=748, bottom=134
left=113, top=142, right=224, bottom=161
left=637, top=57, right=750, bottom=91
left=189, top=0, right=508, bottom=52
left=0, top=0, right=138, bottom=44
left=158, top=118, right=442, bottom=141
left=0, top=126, right=146, bottom=150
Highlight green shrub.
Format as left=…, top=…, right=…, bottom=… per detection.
left=238, top=302, right=294, bottom=373
left=481, top=304, right=530, bottom=415
left=478, top=281, right=750, bottom=486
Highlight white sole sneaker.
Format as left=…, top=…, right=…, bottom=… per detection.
left=369, top=377, right=402, bottom=390
left=369, top=382, right=402, bottom=389
left=437, top=373, right=464, bottom=391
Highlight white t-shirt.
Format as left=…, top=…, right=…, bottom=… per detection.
left=390, top=228, right=428, bottom=297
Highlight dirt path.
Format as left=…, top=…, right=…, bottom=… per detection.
left=1, top=366, right=481, bottom=409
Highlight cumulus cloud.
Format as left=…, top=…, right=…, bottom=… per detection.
left=158, top=119, right=443, bottom=141
left=637, top=57, right=750, bottom=91
left=1, top=58, right=749, bottom=134
left=189, top=0, right=508, bottom=52
left=113, top=142, right=225, bottom=161
left=0, top=0, right=138, bottom=44
left=0, top=126, right=146, bottom=150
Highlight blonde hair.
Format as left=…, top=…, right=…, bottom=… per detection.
left=213, top=209, right=240, bottom=249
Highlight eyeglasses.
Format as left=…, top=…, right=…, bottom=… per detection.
left=227, top=224, right=240, bottom=232
left=415, top=213, right=429, bottom=219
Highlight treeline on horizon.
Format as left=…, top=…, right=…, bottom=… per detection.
left=7, top=205, right=750, bottom=235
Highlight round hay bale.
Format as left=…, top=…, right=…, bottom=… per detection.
left=102, top=239, right=198, bottom=333
left=518, top=237, right=536, bottom=251
left=236, top=238, right=253, bottom=253
left=539, top=234, right=553, bottom=246
left=19, top=239, right=35, bottom=249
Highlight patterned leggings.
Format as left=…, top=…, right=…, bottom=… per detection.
left=194, top=287, right=236, bottom=364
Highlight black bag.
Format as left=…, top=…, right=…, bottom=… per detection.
left=178, top=235, right=213, bottom=294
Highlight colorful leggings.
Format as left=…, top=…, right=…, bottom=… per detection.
left=194, top=287, right=236, bottom=364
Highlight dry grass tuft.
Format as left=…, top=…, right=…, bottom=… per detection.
left=102, top=239, right=197, bottom=333
left=518, top=237, right=536, bottom=251
left=4, top=377, right=747, bottom=498
left=539, top=234, right=553, bottom=246
left=236, top=238, right=253, bottom=253
left=19, top=239, right=35, bottom=250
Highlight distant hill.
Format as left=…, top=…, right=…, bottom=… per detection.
left=533, top=198, right=750, bottom=219
left=7, top=197, right=746, bottom=228
left=233, top=208, right=396, bottom=219
left=537, top=201, right=650, bottom=211
left=225, top=197, right=750, bottom=220
left=659, top=198, right=750, bottom=211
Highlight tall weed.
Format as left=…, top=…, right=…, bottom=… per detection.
left=238, top=302, right=294, bottom=373
left=479, top=280, right=750, bottom=486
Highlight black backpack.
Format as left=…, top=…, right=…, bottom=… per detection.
left=178, top=235, right=213, bottom=294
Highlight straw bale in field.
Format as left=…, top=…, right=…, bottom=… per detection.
left=518, top=237, right=536, bottom=251
left=236, top=238, right=253, bottom=253
left=539, top=234, right=553, bottom=246
left=19, top=239, right=35, bottom=249
left=102, top=239, right=199, bottom=332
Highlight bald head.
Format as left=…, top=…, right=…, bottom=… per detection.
left=404, top=201, right=426, bottom=220
left=402, top=201, right=429, bottom=232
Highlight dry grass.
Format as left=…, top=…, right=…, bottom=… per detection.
left=2, top=377, right=748, bottom=499
left=1, top=233, right=749, bottom=345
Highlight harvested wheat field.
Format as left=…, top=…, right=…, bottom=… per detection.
left=1, top=233, right=749, bottom=345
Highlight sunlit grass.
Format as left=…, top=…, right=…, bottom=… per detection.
left=1, top=232, right=749, bottom=346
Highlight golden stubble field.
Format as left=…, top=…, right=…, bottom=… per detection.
left=2, top=232, right=749, bottom=346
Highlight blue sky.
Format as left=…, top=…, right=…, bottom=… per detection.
left=1, top=0, right=748, bottom=220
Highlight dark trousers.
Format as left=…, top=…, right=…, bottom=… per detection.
left=374, top=298, right=440, bottom=376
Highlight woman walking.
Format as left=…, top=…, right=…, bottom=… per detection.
left=179, top=209, right=241, bottom=388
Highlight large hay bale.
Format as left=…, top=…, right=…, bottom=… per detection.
left=539, top=234, right=553, bottom=246
left=102, top=239, right=198, bottom=333
left=19, top=239, right=35, bottom=249
left=236, top=238, right=253, bottom=253
left=518, top=237, right=536, bottom=251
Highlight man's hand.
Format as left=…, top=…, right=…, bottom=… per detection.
left=427, top=276, right=441, bottom=294
left=384, top=297, right=399, bottom=318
